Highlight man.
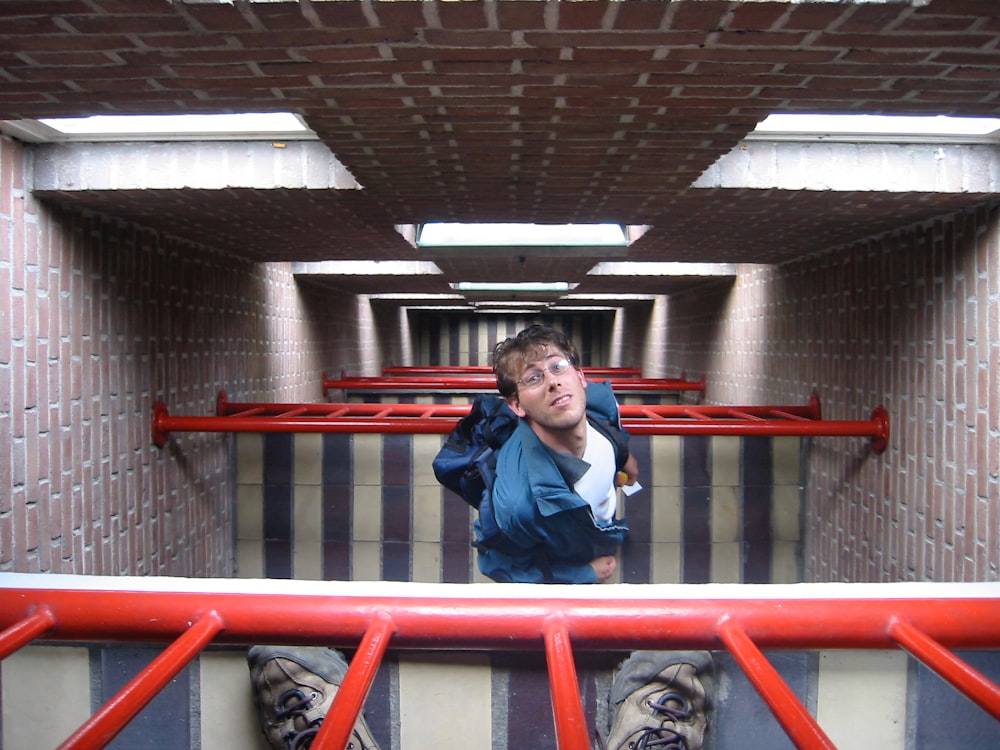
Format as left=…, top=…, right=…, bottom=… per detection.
left=475, top=324, right=639, bottom=583
left=247, top=325, right=712, bottom=749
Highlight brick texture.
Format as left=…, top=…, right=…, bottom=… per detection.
left=659, top=202, right=1000, bottom=582
left=0, top=135, right=366, bottom=575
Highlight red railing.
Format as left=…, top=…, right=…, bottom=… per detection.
left=152, top=392, right=889, bottom=452
left=383, top=365, right=644, bottom=377
left=323, top=372, right=707, bottom=397
left=2, top=576, right=999, bottom=749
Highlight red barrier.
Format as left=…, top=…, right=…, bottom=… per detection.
left=153, top=393, right=888, bottom=452
left=323, top=372, right=706, bottom=396
left=383, top=365, right=643, bottom=377
left=2, top=577, right=999, bottom=750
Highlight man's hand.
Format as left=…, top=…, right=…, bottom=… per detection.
left=590, top=555, right=617, bottom=582
left=616, top=453, right=640, bottom=487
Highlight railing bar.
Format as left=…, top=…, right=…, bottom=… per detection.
left=718, top=619, right=837, bottom=750
left=890, top=618, right=1000, bottom=721
left=769, top=409, right=811, bottom=422
left=313, top=612, right=396, bottom=750
left=543, top=619, right=590, bottom=750
left=59, top=610, right=224, bottom=750
left=0, top=606, right=56, bottom=660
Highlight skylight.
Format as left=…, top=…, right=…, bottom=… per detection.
left=418, top=223, right=628, bottom=247
left=751, top=114, right=1000, bottom=143
left=454, top=281, right=574, bottom=293
left=2, top=112, right=315, bottom=142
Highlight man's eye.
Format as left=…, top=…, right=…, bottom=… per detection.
left=524, top=372, right=542, bottom=385
left=552, top=360, right=569, bottom=374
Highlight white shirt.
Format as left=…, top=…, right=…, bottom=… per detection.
left=572, top=422, right=618, bottom=524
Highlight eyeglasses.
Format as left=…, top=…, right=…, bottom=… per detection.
left=517, top=358, right=572, bottom=389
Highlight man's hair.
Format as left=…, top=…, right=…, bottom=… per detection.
left=492, top=324, right=581, bottom=397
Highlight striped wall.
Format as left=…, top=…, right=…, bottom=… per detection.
left=234, top=430, right=803, bottom=586
left=409, top=312, right=615, bottom=370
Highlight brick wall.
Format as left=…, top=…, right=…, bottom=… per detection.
left=0, top=135, right=362, bottom=576
left=665, top=204, right=1000, bottom=583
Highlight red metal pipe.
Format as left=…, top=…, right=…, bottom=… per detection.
left=154, top=400, right=888, bottom=451
left=890, top=618, right=1000, bottom=721
left=5, top=581, right=1000, bottom=750
left=718, top=619, right=837, bottom=750
left=215, top=395, right=822, bottom=422
left=544, top=618, right=590, bottom=750
left=58, top=610, right=225, bottom=750
left=0, top=606, right=55, bottom=660
left=314, top=612, right=396, bottom=750
left=383, top=365, right=644, bottom=377
left=323, top=374, right=706, bottom=395
left=4, top=585, right=999, bottom=653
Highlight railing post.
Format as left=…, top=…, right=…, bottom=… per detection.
left=543, top=618, right=590, bottom=750
left=0, top=606, right=56, bottom=660
left=313, top=611, right=396, bottom=750
left=58, top=610, right=225, bottom=750
left=718, top=618, right=837, bottom=750
left=890, top=618, right=1000, bottom=720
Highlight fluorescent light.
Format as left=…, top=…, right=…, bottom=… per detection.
left=419, top=223, right=627, bottom=247
left=24, top=112, right=314, bottom=141
left=751, top=113, right=1000, bottom=143
left=454, top=281, right=573, bottom=293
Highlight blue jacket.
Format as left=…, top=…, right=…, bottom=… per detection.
left=473, top=381, right=630, bottom=584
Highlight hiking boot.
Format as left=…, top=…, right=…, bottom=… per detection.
left=603, top=650, right=713, bottom=750
left=248, top=645, right=381, bottom=750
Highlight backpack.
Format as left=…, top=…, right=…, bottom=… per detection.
left=433, top=395, right=519, bottom=509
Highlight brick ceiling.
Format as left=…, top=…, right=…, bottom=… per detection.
left=2, top=0, right=999, bottom=304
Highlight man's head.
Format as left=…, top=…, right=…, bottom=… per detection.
left=493, top=324, right=582, bottom=398
left=492, top=325, right=589, bottom=442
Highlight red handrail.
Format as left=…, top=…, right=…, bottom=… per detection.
left=323, top=373, right=706, bottom=396
left=2, top=577, right=999, bottom=750
left=383, top=365, right=644, bottom=377
left=153, top=393, right=888, bottom=452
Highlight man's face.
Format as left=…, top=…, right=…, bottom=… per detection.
left=507, top=346, right=588, bottom=434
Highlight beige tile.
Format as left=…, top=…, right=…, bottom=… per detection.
left=2, top=645, right=91, bottom=749
left=711, top=485, right=740, bottom=543
left=293, top=541, right=323, bottom=581
left=711, top=436, right=741, bottom=487
left=772, top=437, right=801, bottom=485
left=200, top=650, right=268, bottom=750
left=650, top=435, right=682, bottom=487
left=651, top=542, right=682, bottom=583
left=411, top=541, right=442, bottom=582
left=771, top=486, right=802, bottom=541
left=352, top=540, right=383, bottom=580
left=817, top=650, right=908, bottom=750
left=710, top=542, right=742, bottom=583
left=294, top=484, right=323, bottom=543
left=237, top=484, right=264, bottom=541
left=352, top=485, right=382, bottom=542
left=399, top=654, right=493, bottom=748
left=294, top=433, right=323, bottom=486
left=412, top=434, right=444, bottom=487
left=237, top=539, right=264, bottom=579
left=651, top=486, right=682, bottom=543
left=353, top=434, right=383, bottom=485
left=236, top=434, right=264, bottom=485
left=770, top=541, right=802, bottom=583
left=412, top=485, right=443, bottom=543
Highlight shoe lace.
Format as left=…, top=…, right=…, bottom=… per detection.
left=274, top=689, right=372, bottom=750
left=596, top=691, right=694, bottom=750
left=276, top=689, right=322, bottom=750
